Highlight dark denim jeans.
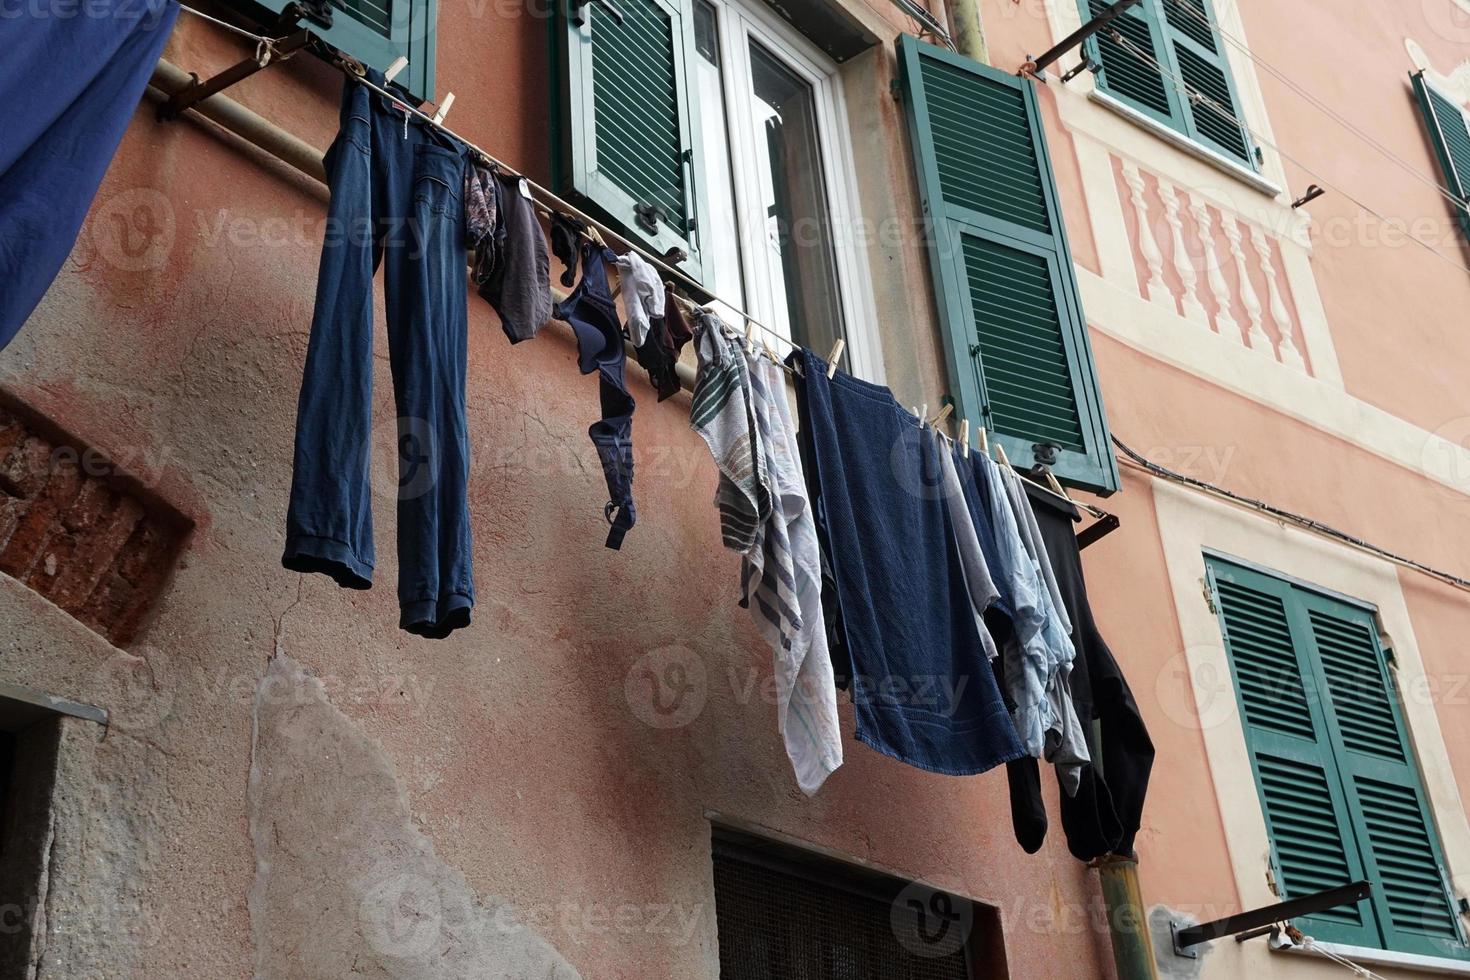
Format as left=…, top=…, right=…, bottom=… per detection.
left=283, top=71, right=474, bottom=639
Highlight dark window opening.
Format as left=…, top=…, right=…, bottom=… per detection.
left=711, top=827, right=1007, bottom=979
left=0, top=731, right=14, bottom=862
left=0, top=687, right=96, bottom=977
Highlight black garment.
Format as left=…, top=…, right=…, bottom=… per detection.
left=478, top=171, right=551, bottom=343
left=634, top=321, right=679, bottom=401
left=1004, top=487, right=1155, bottom=860
left=549, top=212, right=588, bottom=287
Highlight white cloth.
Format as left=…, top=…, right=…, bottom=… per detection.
left=614, top=252, right=665, bottom=346
left=743, top=349, right=843, bottom=795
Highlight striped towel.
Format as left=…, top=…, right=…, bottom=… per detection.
left=690, top=314, right=770, bottom=556
left=746, top=349, right=843, bottom=794
left=741, top=352, right=803, bottom=653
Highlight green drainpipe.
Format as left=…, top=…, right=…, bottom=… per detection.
left=947, top=0, right=990, bottom=64
left=1096, top=856, right=1159, bottom=980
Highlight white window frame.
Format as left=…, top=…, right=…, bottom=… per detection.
left=699, top=0, right=883, bottom=381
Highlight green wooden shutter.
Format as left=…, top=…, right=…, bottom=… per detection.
left=1084, top=0, right=1180, bottom=127
left=1078, top=0, right=1253, bottom=168
left=1300, top=593, right=1469, bottom=959
left=249, top=0, right=437, bottom=102
left=896, top=35, right=1118, bottom=493
left=554, top=0, right=708, bottom=281
left=1159, top=0, right=1252, bottom=165
left=1208, top=560, right=1380, bottom=948
left=1411, top=72, right=1470, bottom=244
left=1210, top=555, right=1470, bottom=959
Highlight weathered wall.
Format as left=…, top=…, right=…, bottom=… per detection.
left=4, top=0, right=1470, bottom=977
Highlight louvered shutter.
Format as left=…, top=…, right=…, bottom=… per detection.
left=1208, top=561, right=1380, bottom=947
left=555, top=0, right=708, bottom=280
left=1084, top=0, right=1180, bottom=128
left=251, top=0, right=437, bottom=102
left=1158, top=0, right=1252, bottom=164
left=1079, top=0, right=1254, bottom=168
left=1300, top=593, right=1469, bottom=959
left=1411, top=72, right=1470, bottom=244
left=896, top=35, right=1118, bottom=493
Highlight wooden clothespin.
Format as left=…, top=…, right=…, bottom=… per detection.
left=978, top=427, right=989, bottom=455
left=825, top=338, right=845, bottom=379
left=994, top=441, right=1012, bottom=469
left=930, top=404, right=953, bottom=426
left=384, top=56, right=409, bottom=83
left=431, top=91, right=455, bottom=125
left=1044, top=470, right=1069, bottom=498
left=960, top=419, right=971, bottom=458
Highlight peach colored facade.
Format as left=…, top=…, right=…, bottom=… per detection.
left=3, top=0, right=1470, bottom=978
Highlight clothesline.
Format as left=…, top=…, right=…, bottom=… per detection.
left=173, top=3, right=801, bottom=357
left=171, top=2, right=1111, bottom=524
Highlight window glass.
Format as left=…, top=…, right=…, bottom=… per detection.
left=747, top=41, right=844, bottom=353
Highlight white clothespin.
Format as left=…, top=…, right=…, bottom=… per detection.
left=384, top=56, right=409, bottom=82
left=1045, top=469, right=1070, bottom=499
left=978, top=427, right=990, bottom=456
left=995, top=441, right=1012, bottom=469
left=432, top=91, right=455, bottom=125
left=825, top=338, right=845, bottom=379
left=918, top=404, right=928, bottom=427
left=960, top=419, right=970, bottom=458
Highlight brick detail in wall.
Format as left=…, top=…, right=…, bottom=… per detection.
left=0, top=405, right=189, bottom=646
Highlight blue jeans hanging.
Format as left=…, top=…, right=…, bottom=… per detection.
left=282, top=71, right=474, bottom=639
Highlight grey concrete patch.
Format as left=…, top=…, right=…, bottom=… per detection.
left=1150, top=905, right=1209, bottom=980
left=247, top=654, right=582, bottom=980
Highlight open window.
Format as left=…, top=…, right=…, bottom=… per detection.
left=554, top=0, right=874, bottom=364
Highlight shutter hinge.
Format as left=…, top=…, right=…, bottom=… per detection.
left=1202, top=577, right=1219, bottom=614
left=1265, top=845, right=1283, bottom=897
left=967, top=343, right=982, bottom=359
left=890, top=78, right=903, bottom=102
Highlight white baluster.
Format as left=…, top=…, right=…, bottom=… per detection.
left=1223, top=218, right=1269, bottom=353
left=1251, top=225, right=1305, bottom=371
left=1121, top=160, right=1168, bottom=305
left=1158, top=179, right=1208, bottom=325
left=1189, top=194, right=1239, bottom=338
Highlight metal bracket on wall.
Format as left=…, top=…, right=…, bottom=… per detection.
left=157, top=4, right=315, bottom=122
left=1018, top=0, right=1140, bottom=77
left=1170, top=881, right=1372, bottom=958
